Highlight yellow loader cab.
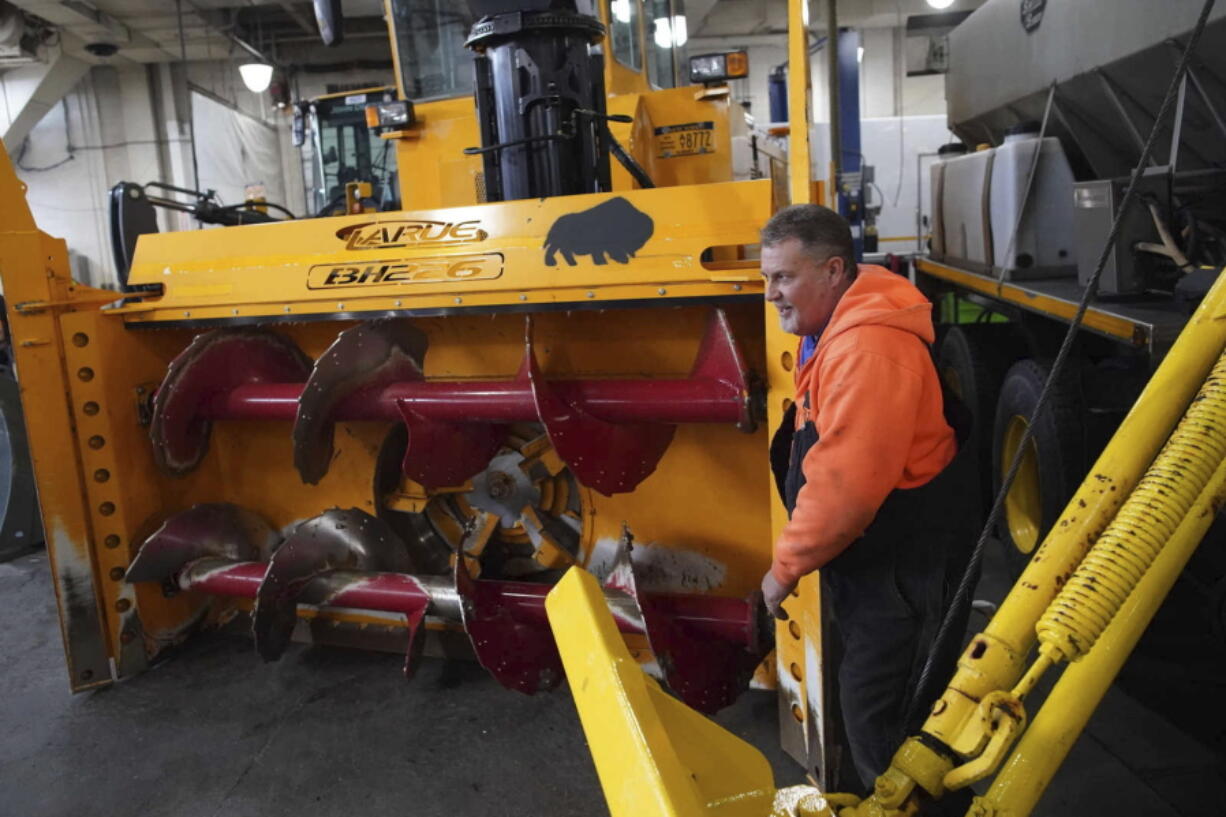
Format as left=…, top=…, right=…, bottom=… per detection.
left=294, top=85, right=402, bottom=216
left=381, top=0, right=747, bottom=209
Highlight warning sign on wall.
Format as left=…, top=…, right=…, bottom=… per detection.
left=654, top=121, right=715, bottom=159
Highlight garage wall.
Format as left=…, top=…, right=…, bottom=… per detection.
left=191, top=88, right=286, bottom=218
left=699, top=24, right=948, bottom=125
left=693, top=24, right=952, bottom=237
left=800, top=114, right=952, bottom=246
left=4, top=59, right=355, bottom=291
left=10, top=63, right=174, bottom=290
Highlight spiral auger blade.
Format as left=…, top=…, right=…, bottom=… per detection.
left=601, top=526, right=768, bottom=714
left=151, top=329, right=312, bottom=476
left=252, top=508, right=416, bottom=661
left=294, top=320, right=429, bottom=484
left=453, top=525, right=564, bottom=695
left=521, top=317, right=675, bottom=496
left=125, top=503, right=279, bottom=584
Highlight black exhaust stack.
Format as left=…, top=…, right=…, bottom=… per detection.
left=466, top=1, right=613, bottom=202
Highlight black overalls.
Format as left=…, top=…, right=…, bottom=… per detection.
left=771, top=381, right=977, bottom=792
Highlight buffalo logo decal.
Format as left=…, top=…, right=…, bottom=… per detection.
left=543, top=197, right=655, bottom=266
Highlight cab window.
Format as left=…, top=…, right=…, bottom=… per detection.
left=390, top=0, right=477, bottom=101
left=608, top=0, right=642, bottom=70
left=645, top=0, right=688, bottom=89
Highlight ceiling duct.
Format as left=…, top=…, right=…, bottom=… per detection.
left=0, top=2, right=37, bottom=68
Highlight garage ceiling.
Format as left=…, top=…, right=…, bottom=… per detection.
left=695, top=0, right=983, bottom=38
left=3, top=1, right=388, bottom=65
left=0, top=0, right=985, bottom=67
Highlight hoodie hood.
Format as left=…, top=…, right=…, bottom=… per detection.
left=819, top=264, right=935, bottom=349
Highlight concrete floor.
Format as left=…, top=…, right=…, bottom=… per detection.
left=1, top=548, right=1222, bottom=817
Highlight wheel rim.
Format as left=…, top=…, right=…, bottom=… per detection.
left=1002, top=414, right=1041, bottom=555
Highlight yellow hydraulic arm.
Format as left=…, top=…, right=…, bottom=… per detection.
left=547, top=567, right=778, bottom=817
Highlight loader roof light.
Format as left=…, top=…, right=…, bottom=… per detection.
left=689, top=50, right=749, bottom=85
left=239, top=62, right=274, bottom=93
left=365, top=99, right=414, bottom=131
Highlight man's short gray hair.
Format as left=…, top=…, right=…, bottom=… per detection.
left=761, top=204, right=857, bottom=278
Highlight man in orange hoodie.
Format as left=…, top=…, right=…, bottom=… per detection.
left=760, top=204, right=975, bottom=791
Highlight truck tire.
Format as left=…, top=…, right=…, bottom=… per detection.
left=992, top=358, right=1085, bottom=576
left=937, top=324, right=1025, bottom=516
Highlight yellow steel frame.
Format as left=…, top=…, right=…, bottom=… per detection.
left=786, top=0, right=813, bottom=208
left=764, top=0, right=835, bottom=789
left=28, top=294, right=780, bottom=682
left=915, top=257, right=1148, bottom=346
left=547, top=568, right=775, bottom=817
left=0, top=154, right=116, bottom=691
left=116, top=180, right=767, bottom=326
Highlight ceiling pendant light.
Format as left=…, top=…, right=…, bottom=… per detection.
left=239, top=62, right=274, bottom=93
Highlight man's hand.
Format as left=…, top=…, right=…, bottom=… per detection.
left=761, top=570, right=798, bottom=621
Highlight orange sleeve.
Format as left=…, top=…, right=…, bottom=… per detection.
left=771, top=338, right=926, bottom=586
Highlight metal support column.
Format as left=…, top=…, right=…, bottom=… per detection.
left=835, top=28, right=863, bottom=259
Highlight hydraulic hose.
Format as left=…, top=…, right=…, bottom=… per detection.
left=608, top=133, right=655, bottom=189
left=1036, top=351, right=1226, bottom=662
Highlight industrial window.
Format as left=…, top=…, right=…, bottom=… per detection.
left=309, top=92, right=398, bottom=215
left=390, top=0, right=476, bottom=101
left=645, top=0, right=688, bottom=89
left=608, top=0, right=642, bottom=70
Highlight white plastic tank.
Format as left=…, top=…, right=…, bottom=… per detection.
left=989, top=122, right=1077, bottom=279
left=940, top=144, right=995, bottom=273
left=929, top=143, right=969, bottom=261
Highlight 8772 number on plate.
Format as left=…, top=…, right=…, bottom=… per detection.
left=655, top=121, right=715, bottom=159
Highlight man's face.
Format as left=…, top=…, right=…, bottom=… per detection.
left=761, top=238, right=851, bottom=336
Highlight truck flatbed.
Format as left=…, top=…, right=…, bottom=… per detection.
left=915, top=257, right=1189, bottom=355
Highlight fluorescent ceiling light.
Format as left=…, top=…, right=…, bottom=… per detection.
left=653, top=16, right=687, bottom=48
left=927, top=0, right=956, bottom=9
left=239, top=62, right=274, bottom=93
left=857, top=46, right=864, bottom=62
left=611, top=0, right=631, bottom=24
left=653, top=18, right=671, bottom=49
left=672, top=15, right=687, bottom=47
